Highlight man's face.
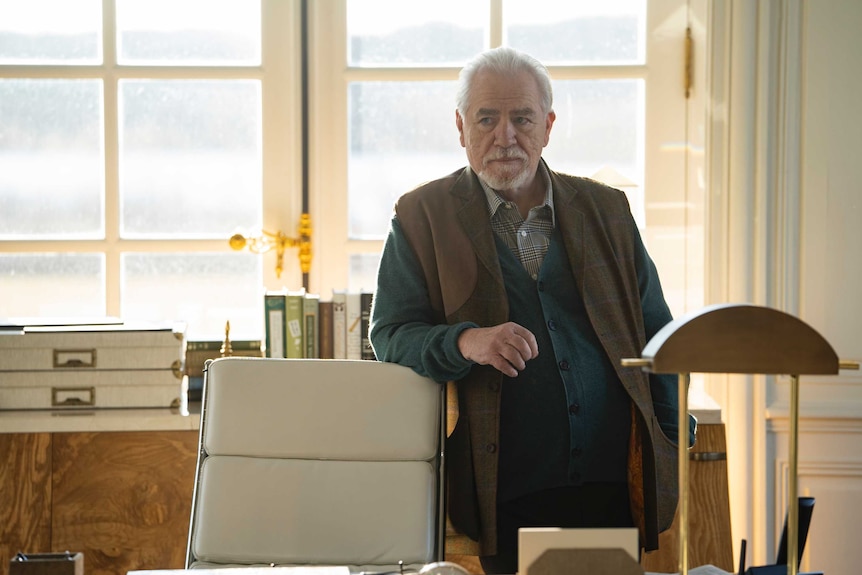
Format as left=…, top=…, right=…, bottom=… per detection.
left=456, top=69, right=555, bottom=195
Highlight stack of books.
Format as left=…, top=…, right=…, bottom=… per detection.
left=264, top=288, right=375, bottom=361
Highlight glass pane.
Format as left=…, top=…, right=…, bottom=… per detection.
left=119, top=80, right=261, bottom=238
left=348, top=254, right=381, bottom=294
left=122, top=253, right=262, bottom=340
left=503, top=0, right=645, bottom=64
left=543, top=79, right=645, bottom=228
left=348, top=81, right=462, bottom=239
left=0, top=0, right=101, bottom=64
left=347, top=0, right=486, bottom=66
left=0, top=79, right=104, bottom=239
left=116, top=0, right=261, bottom=65
left=0, top=254, right=105, bottom=317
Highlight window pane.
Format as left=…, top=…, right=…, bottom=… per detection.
left=347, top=0, right=486, bottom=66
left=122, top=253, right=262, bottom=340
left=119, top=80, right=261, bottom=238
left=348, top=81, right=462, bottom=239
left=0, top=254, right=105, bottom=317
left=0, top=79, right=104, bottom=239
left=543, top=79, right=644, bottom=228
left=0, top=0, right=101, bottom=64
left=348, top=254, right=381, bottom=294
left=116, top=0, right=261, bottom=66
left=503, top=0, right=645, bottom=64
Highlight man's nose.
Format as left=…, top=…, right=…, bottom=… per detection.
left=493, top=119, right=517, bottom=145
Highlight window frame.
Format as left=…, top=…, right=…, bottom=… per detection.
left=0, top=0, right=303, bottom=322
left=2, top=0, right=702, bottom=333
left=308, top=0, right=700, bottom=319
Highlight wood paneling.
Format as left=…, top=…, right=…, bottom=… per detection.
left=50, top=431, right=198, bottom=575
left=1, top=433, right=52, bottom=575
left=641, top=423, right=734, bottom=573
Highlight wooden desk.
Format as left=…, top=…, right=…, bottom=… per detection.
left=447, top=420, right=733, bottom=575
left=1, top=409, right=200, bottom=575
left=2, top=412, right=730, bottom=575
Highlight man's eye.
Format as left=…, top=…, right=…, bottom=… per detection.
left=514, top=117, right=531, bottom=125
left=478, top=117, right=494, bottom=126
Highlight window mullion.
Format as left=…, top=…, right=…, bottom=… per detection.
left=490, top=0, right=503, bottom=47
left=102, top=0, right=121, bottom=316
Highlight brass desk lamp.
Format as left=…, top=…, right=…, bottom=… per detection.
left=622, top=303, right=858, bottom=575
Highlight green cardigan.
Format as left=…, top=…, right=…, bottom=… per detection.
left=370, top=162, right=694, bottom=554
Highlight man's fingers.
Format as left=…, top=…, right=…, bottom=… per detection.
left=457, top=322, right=538, bottom=376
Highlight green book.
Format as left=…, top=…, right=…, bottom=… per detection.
left=303, top=292, right=319, bottom=358
left=285, top=288, right=306, bottom=359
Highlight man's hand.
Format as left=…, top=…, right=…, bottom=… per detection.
left=457, top=322, right=539, bottom=377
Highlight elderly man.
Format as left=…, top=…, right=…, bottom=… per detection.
left=370, top=46, right=696, bottom=574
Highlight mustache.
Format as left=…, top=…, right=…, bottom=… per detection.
left=485, top=148, right=527, bottom=162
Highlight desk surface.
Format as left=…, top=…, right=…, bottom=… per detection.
left=0, top=401, right=200, bottom=434
left=128, top=565, right=732, bottom=575
left=0, top=403, right=719, bottom=435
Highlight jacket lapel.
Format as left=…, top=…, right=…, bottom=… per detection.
left=452, top=168, right=506, bottom=293
left=550, top=171, right=586, bottom=297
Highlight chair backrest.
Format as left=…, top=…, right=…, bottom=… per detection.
left=186, top=357, right=446, bottom=573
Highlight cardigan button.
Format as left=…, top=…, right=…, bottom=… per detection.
left=488, top=381, right=500, bottom=393
left=559, top=360, right=570, bottom=371
left=485, top=443, right=497, bottom=454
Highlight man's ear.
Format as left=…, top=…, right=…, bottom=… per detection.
left=543, top=110, right=556, bottom=147
left=456, top=110, right=466, bottom=148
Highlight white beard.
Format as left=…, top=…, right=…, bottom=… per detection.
left=478, top=165, right=530, bottom=192
left=478, top=149, right=530, bottom=191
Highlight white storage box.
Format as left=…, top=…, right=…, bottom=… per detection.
left=0, top=323, right=185, bottom=410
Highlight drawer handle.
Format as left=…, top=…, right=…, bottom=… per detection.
left=52, top=387, right=96, bottom=407
left=54, top=349, right=96, bottom=368
left=690, top=451, right=727, bottom=461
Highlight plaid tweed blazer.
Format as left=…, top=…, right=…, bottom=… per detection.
left=394, top=161, right=680, bottom=555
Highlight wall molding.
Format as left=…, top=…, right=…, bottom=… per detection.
left=767, top=412, right=862, bottom=434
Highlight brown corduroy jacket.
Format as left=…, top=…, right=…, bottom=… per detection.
left=393, top=163, right=681, bottom=555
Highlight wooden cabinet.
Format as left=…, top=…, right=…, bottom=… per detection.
left=1, top=430, right=198, bottom=575
left=444, top=422, right=733, bottom=575
left=1, top=432, right=52, bottom=572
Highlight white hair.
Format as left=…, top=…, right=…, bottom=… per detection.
left=456, top=46, right=554, bottom=117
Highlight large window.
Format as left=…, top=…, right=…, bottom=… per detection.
left=312, top=0, right=701, bottom=319
left=0, top=0, right=299, bottom=339
left=2, top=0, right=701, bottom=339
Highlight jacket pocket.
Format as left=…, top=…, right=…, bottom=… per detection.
left=652, top=415, right=681, bottom=533
left=446, top=418, right=481, bottom=541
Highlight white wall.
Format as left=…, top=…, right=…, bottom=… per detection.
left=779, top=1, right=862, bottom=574
left=705, top=1, right=862, bottom=574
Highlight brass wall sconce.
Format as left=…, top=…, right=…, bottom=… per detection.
left=229, top=213, right=312, bottom=278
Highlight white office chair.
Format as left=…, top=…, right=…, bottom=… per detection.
left=185, top=357, right=446, bottom=573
